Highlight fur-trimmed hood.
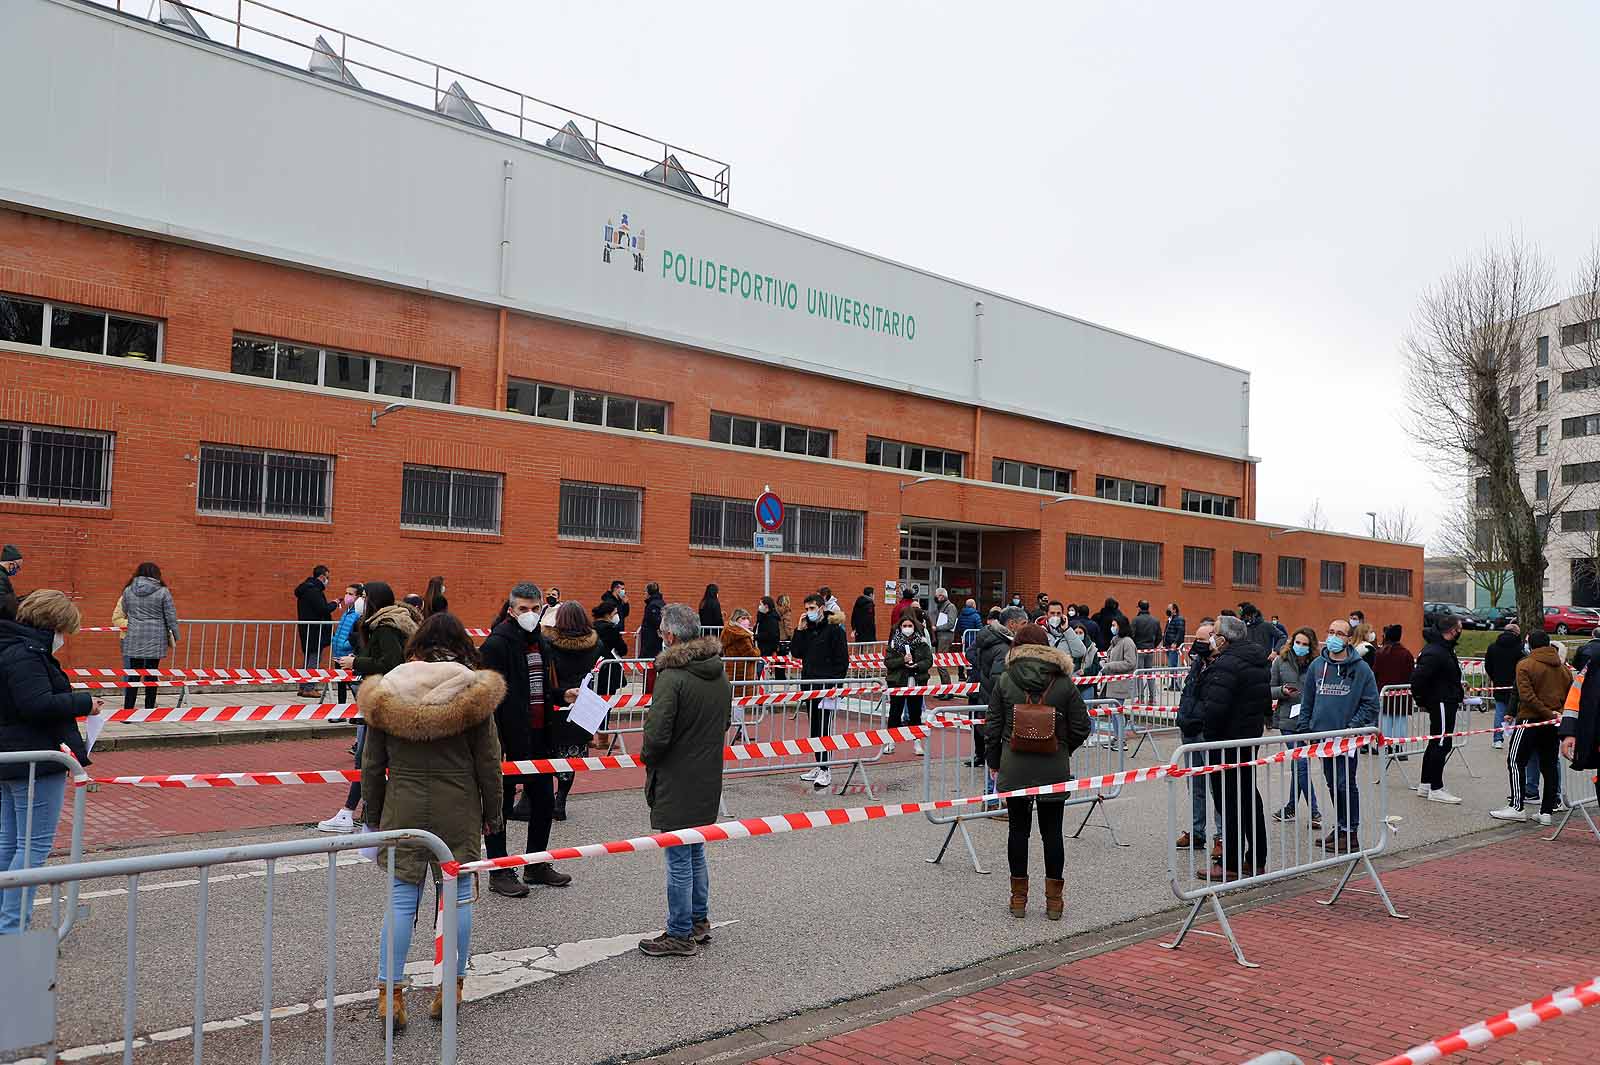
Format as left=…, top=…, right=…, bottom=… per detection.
left=544, top=628, right=598, bottom=652
left=1004, top=642, right=1074, bottom=693
left=358, top=660, right=504, bottom=741
left=365, top=604, right=419, bottom=639
left=656, top=634, right=722, bottom=672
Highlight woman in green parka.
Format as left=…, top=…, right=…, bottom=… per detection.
left=884, top=604, right=934, bottom=756
left=984, top=624, right=1091, bottom=922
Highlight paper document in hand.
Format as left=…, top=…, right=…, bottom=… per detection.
left=567, top=669, right=613, bottom=735
left=84, top=713, right=108, bottom=754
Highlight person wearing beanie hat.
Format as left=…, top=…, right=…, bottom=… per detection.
left=0, top=545, right=21, bottom=622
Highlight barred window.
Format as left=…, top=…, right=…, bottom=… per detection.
left=197, top=445, right=333, bottom=521
left=1095, top=476, right=1163, bottom=507
left=690, top=495, right=862, bottom=557
left=400, top=465, right=503, bottom=534
left=1067, top=534, right=1161, bottom=580
left=690, top=496, right=757, bottom=550
left=0, top=422, right=114, bottom=507
left=1359, top=564, right=1412, bottom=597
left=710, top=411, right=831, bottom=457
left=558, top=481, right=641, bottom=542
left=1232, top=550, right=1262, bottom=588
left=867, top=436, right=964, bottom=477
left=992, top=458, right=1072, bottom=494
left=231, top=334, right=453, bottom=403
left=0, top=293, right=161, bottom=361
left=1277, top=555, right=1305, bottom=591
left=1320, top=560, right=1345, bottom=594
left=1182, top=545, right=1214, bottom=584
left=508, top=379, right=667, bottom=434
left=1181, top=489, right=1238, bottom=517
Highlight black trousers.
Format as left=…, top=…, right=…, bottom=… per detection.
left=1208, top=748, right=1267, bottom=873
left=811, top=700, right=834, bottom=764
left=1508, top=724, right=1560, bottom=814
left=123, top=656, right=161, bottom=710
left=1006, top=797, right=1065, bottom=879
left=1420, top=703, right=1458, bottom=790
left=484, top=774, right=553, bottom=861
left=887, top=693, right=924, bottom=730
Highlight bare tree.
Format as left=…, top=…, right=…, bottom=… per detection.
left=1404, top=238, right=1568, bottom=632
left=1300, top=499, right=1331, bottom=531
left=1432, top=497, right=1512, bottom=608
left=1374, top=505, right=1423, bottom=543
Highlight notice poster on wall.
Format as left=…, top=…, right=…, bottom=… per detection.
left=884, top=579, right=897, bottom=605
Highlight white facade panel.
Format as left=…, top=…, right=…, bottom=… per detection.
left=1, top=0, right=1250, bottom=459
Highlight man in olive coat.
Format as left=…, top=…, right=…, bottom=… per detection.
left=638, top=603, right=731, bottom=957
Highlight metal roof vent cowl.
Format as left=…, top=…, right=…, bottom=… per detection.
left=435, top=81, right=492, bottom=129
left=641, top=154, right=702, bottom=198
left=545, top=120, right=602, bottom=164
left=308, top=34, right=362, bottom=88
left=158, top=1, right=209, bottom=39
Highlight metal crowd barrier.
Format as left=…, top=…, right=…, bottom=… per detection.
left=1163, top=727, right=1406, bottom=967
left=1544, top=755, right=1600, bottom=843
left=1125, top=667, right=1189, bottom=758
left=0, top=751, right=88, bottom=944
left=0, top=830, right=460, bottom=1065
left=722, top=676, right=886, bottom=800
left=79, top=618, right=338, bottom=673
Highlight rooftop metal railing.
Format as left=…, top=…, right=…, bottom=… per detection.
left=90, top=0, right=733, bottom=204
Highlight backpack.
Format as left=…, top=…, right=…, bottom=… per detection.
left=1010, top=679, right=1059, bottom=755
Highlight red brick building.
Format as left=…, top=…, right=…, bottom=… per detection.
left=0, top=0, right=1421, bottom=639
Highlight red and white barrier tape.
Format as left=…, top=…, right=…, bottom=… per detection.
left=71, top=668, right=353, bottom=689
left=447, top=736, right=1373, bottom=876
left=103, top=702, right=357, bottom=724
left=1376, top=975, right=1600, bottom=1065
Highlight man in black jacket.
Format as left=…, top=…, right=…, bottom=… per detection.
left=1090, top=597, right=1128, bottom=654
left=1161, top=602, right=1187, bottom=673
left=791, top=593, right=849, bottom=788
left=1196, top=615, right=1270, bottom=878
left=294, top=565, right=337, bottom=698
left=1237, top=601, right=1281, bottom=657
left=1410, top=614, right=1465, bottom=804
left=1564, top=657, right=1600, bottom=773
left=851, top=586, right=877, bottom=644
left=638, top=583, right=665, bottom=659
left=1174, top=618, right=1218, bottom=850
left=1483, top=624, right=1524, bottom=750
left=598, top=578, right=631, bottom=629
left=0, top=544, right=21, bottom=622
left=480, top=582, right=571, bottom=896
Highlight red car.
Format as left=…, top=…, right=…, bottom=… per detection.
left=1542, top=606, right=1598, bottom=635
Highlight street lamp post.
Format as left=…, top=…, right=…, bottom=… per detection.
left=1366, top=511, right=1378, bottom=538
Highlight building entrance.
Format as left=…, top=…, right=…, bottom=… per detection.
left=899, top=524, right=996, bottom=614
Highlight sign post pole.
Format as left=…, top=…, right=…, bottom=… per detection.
left=762, top=484, right=771, bottom=599
left=754, top=485, right=786, bottom=599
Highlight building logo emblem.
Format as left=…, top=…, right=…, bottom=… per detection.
left=601, top=212, right=646, bottom=272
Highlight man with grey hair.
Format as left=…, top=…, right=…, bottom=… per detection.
left=930, top=587, right=958, bottom=685
left=1195, top=613, right=1271, bottom=879
left=638, top=604, right=730, bottom=957
left=966, top=605, right=1030, bottom=768
left=480, top=582, right=571, bottom=897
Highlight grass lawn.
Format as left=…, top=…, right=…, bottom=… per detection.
left=1453, top=628, right=1588, bottom=658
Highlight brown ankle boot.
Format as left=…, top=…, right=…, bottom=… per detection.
left=1044, top=878, right=1065, bottom=921
left=429, top=977, right=465, bottom=1021
left=1008, top=876, right=1028, bottom=918
left=376, top=984, right=406, bottom=1031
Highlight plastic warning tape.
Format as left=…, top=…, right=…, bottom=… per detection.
left=1375, top=975, right=1600, bottom=1065
left=448, top=735, right=1374, bottom=876
left=103, top=702, right=357, bottom=724
left=1385, top=717, right=1556, bottom=747
left=71, top=669, right=354, bottom=689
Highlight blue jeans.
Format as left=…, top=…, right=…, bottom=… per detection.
left=664, top=842, right=708, bottom=939
left=1284, top=747, right=1322, bottom=818
left=0, top=772, right=69, bottom=933
left=1322, top=754, right=1359, bottom=832
left=378, top=874, right=474, bottom=981
left=1493, top=701, right=1542, bottom=796
left=1184, top=742, right=1220, bottom=841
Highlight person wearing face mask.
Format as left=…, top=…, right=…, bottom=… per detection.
left=479, top=583, right=571, bottom=896
left=791, top=593, right=850, bottom=787
left=1089, top=597, right=1127, bottom=654
left=294, top=564, right=338, bottom=699
left=0, top=544, right=22, bottom=622
left=330, top=583, right=366, bottom=696
left=538, top=587, right=563, bottom=629
left=638, top=582, right=666, bottom=660
left=720, top=608, right=762, bottom=681
left=1409, top=612, right=1466, bottom=804
left=969, top=606, right=1031, bottom=769
left=884, top=606, right=934, bottom=756
left=1043, top=601, right=1086, bottom=670
left=316, top=583, right=370, bottom=834
left=0, top=589, right=101, bottom=932
left=1289, top=621, right=1380, bottom=850
left=1161, top=602, right=1187, bottom=674
left=1195, top=615, right=1272, bottom=879
left=754, top=596, right=782, bottom=662
left=1091, top=617, right=1139, bottom=751
left=929, top=588, right=958, bottom=684
left=593, top=600, right=631, bottom=695
left=1173, top=618, right=1220, bottom=853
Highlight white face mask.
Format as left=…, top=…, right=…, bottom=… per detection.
left=806, top=609, right=821, bottom=623
left=52, top=633, right=65, bottom=654
left=1048, top=616, right=1061, bottom=629
left=515, top=611, right=539, bottom=633
left=352, top=596, right=366, bottom=617
left=901, top=625, right=915, bottom=637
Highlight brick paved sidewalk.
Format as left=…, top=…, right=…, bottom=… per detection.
left=735, top=832, right=1597, bottom=1065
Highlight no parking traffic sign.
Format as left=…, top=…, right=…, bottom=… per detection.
left=755, top=491, right=784, bottom=532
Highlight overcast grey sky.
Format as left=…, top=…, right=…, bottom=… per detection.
left=301, top=0, right=1600, bottom=546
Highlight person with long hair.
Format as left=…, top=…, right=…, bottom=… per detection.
left=754, top=595, right=781, bottom=659
left=119, top=562, right=180, bottom=711
left=720, top=607, right=761, bottom=682
left=423, top=576, right=448, bottom=618
left=884, top=604, right=933, bottom=756
left=773, top=593, right=794, bottom=680
left=543, top=601, right=602, bottom=822
left=361, top=611, right=503, bottom=1028
left=698, top=584, right=723, bottom=630
left=1271, top=627, right=1322, bottom=828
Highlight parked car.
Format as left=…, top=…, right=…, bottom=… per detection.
left=1425, top=602, right=1490, bottom=630
left=1542, top=606, right=1599, bottom=636
left=1484, top=606, right=1519, bottom=630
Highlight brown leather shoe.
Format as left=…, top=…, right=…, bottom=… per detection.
left=1210, top=838, right=1223, bottom=861
left=429, top=977, right=464, bottom=1021
left=1174, top=832, right=1205, bottom=848
left=1044, top=878, right=1065, bottom=921
left=1009, top=876, right=1028, bottom=918
left=376, top=984, right=406, bottom=1031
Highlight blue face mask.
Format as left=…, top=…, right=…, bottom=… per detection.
left=1292, top=642, right=1310, bottom=657
left=1324, top=634, right=1346, bottom=654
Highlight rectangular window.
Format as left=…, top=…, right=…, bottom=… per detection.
left=1475, top=475, right=1493, bottom=506
left=1320, top=560, right=1345, bottom=594
left=507, top=379, right=667, bottom=434
left=1277, top=555, right=1305, bottom=591
left=866, top=436, right=963, bottom=477
left=992, top=458, right=1072, bottom=494
left=1180, top=489, right=1239, bottom=517
left=0, top=421, right=114, bottom=507
left=1563, top=461, right=1600, bottom=486
left=1095, top=475, right=1164, bottom=507
left=1537, top=424, right=1549, bottom=456
left=231, top=334, right=451, bottom=402
left=690, top=495, right=862, bottom=558
left=1359, top=564, right=1412, bottom=598
left=1561, top=414, right=1600, bottom=439
left=1561, top=510, right=1600, bottom=533
left=1561, top=319, right=1598, bottom=347
left=1508, top=385, right=1521, bottom=416
left=197, top=444, right=332, bottom=521
left=1537, top=469, right=1549, bottom=501
left=1537, top=380, right=1549, bottom=411
left=1232, top=550, right=1262, bottom=588
left=1066, top=534, right=1161, bottom=580
left=710, top=411, right=830, bottom=457
left=400, top=465, right=503, bottom=534
left=1561, top=367, right=1600, bottom=392
left=0, top=292, right=162, bottom=361
left=557, top=481, right=641, bottom=543
left=1538, top=334, right=1550, bottom=367
left=1182, top=545, right=1214, bottom=584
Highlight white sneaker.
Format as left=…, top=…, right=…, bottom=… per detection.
left=813, top=770, right=832, bottom=789
left=1416, top=784, right=1431, bottom=797
left=1492, top=741, right=1504, bottom=750
left=913, top=739, right=925, bottom=756
left=1427, top=788, right=1463, bottom=805
left=1538, top=812, right=1554, bottom=826
left=882, top=742, right=896, bottom=755
left=799, top=768, right=821, bottom=783
left=1489, top=806, right=1526, bottom=822
left=316, top=808, right=355, bottom=834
